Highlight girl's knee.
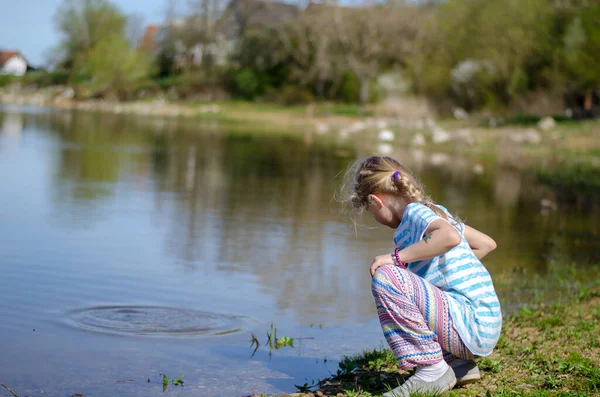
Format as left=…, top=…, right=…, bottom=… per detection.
left=371, top=265, right=410, bottom=296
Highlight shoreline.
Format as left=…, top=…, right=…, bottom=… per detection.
left=2, top=87, right=600, bottom=197
left=259, top=288, right=600, bottom=397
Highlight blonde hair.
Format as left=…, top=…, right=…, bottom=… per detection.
left=338, top=155, right=451, bottom=222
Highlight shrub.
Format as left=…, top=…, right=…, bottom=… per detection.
left=279, top=85, right=314, bottom=105
left=0, top=75, right=16, bottom=88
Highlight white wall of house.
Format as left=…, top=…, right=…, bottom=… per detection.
left=0, top=56, right=27, bottom=76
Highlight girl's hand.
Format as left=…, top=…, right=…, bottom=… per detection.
left=370, top=253, right=394, bottom=277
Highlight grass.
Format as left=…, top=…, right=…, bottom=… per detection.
left=261, top=285, right=600, bottom=397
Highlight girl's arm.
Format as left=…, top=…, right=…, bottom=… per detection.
left=370, top=219, right=461, bottom=276
left=463, top=224, right=497, bottom=260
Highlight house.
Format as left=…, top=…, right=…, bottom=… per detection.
left=139, top=25, right=160, bottom=54
left=0, top=51, right=28, bottom=76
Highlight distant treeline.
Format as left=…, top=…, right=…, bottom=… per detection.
left=3, top=0, right=599, bottom=115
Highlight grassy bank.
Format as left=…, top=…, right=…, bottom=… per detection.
left=262, top=287, right=600, bottom=397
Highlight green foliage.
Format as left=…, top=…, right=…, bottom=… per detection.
left=478, top=357, right=501, bottom=373
left=161, top=374, right=184, bottom=392
left=22, top=71, right=70, bottom=87
left=563, top=5, right=600, bottom=88
left=338, top=70, right=360, bottom=103
left=54, top=0, right=127, bottom=71
left=294, top=382, right=315, bottom=392
left=234, top=68, right=262, bottom=99
left=171, top=375, right=184, bottom=387
left=0, top=75, right=16, bottom=88
left=279, top=85, right=314, bottom=105
left=274, top=335, right=294, bottom=348
left=43, top=0, right=600, bottom=107
left=85, top=34, right=151, bottom=99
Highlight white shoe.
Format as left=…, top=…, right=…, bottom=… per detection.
left=452, top=360, right=480, bottom=386
left=382, top=367, right=457, bottom=397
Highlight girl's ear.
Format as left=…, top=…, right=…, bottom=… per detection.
left=367, top=194, right=384, bottom=208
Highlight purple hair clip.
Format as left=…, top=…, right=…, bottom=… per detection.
left=392, top=171, right=401, bottom=180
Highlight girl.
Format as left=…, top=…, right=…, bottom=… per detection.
left=342, top=156, right=502, bottom=396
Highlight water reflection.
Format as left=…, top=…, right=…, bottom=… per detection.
left=7, top=109, right=599, bottom=292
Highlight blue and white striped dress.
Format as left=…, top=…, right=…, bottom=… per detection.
left=393, top=202, right=502, bottom=356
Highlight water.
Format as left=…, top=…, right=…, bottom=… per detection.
left=0, top=106, right=598, bottom=396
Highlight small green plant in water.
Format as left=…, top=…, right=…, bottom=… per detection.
left=249, top=322, right=302, bottom=358
left=294, top=382, right=314, bottom=392
left=162, top=374, right=184, bottom=392
left=171, top=375, right=184, bottom=387
left=275, top=335, right=295, bottom=348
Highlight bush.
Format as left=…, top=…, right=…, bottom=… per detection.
left=279, top=85, right=314, bottom=105
left=337, top=70, right=360, bottom=103
left=234, top=68, right=261, bottom=99
left=21, top=71, right=69, bottom=87
left=0, top=75, right=16, bottom=88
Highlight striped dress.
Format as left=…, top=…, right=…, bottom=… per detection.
left=392, top=203, right=502, bottom=357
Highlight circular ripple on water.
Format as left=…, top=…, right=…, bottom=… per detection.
left=67, top=306, right=245, bottom=337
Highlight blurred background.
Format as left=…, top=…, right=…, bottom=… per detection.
left=0, top=1, right=599, bottom=397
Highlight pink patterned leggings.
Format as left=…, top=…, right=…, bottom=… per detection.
left=372, top=265, right=475, bottom=370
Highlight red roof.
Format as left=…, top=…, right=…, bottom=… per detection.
left=140, top=25, right=160, bottom=52
left=0, top=51, right=20, bottom=66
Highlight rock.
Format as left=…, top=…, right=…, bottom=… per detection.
left=376, top=119, right=388, bottom=129
left=431, top=127, right=451, bottom=144
left=411, top=133, right=426, bottom=147
left=524, top=129, right=541, bottom=144
left=349, top=121, right=366, bottom=133
left=452, top=107, right=469, bottom=120
left=377, top=143, right=393, bottom=155
left=540, top=199, right=557, bottom=211
left=315, top=123, right=329, bottom=134
left=60, top=88, right=75, bottom=99
left=565, top=108, right=573, bottom=118
left=537, top=116, right=556, bottom=132
left=473, top=164, right=485, bottom=175
left=510, top=129, right=541, bottom=144
left=430, top=152, right=450, bottom=166
left=378, top=129, right=395, bottom=142
left=455, top=128, right=474, bottom=145
left=316, top=391, right=324, bottom=397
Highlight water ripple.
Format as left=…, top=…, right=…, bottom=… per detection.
left=66, top=306, right=246, bottom=337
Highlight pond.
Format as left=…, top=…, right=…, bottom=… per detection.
left=0, top=106, right=598, bottom=396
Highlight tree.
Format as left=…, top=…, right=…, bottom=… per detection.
left=411, top=0, right=556, bottom=109
left=563, top=5, right=600, bottom=89
left=53, top=0, right=150, bottom=98
left=331, top=1, right=420, bottom=105
left=86, top=33, right=151, bottom=99
left=54, top=0, right=126, bottom=72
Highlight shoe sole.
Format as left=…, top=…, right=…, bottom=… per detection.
left=455, top=374, right=481, bottom=387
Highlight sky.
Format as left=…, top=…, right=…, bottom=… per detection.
left=0, top=0, right=166, bottom=66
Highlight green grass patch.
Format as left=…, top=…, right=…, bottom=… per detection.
left=261, top=283, right=600, bottom=397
